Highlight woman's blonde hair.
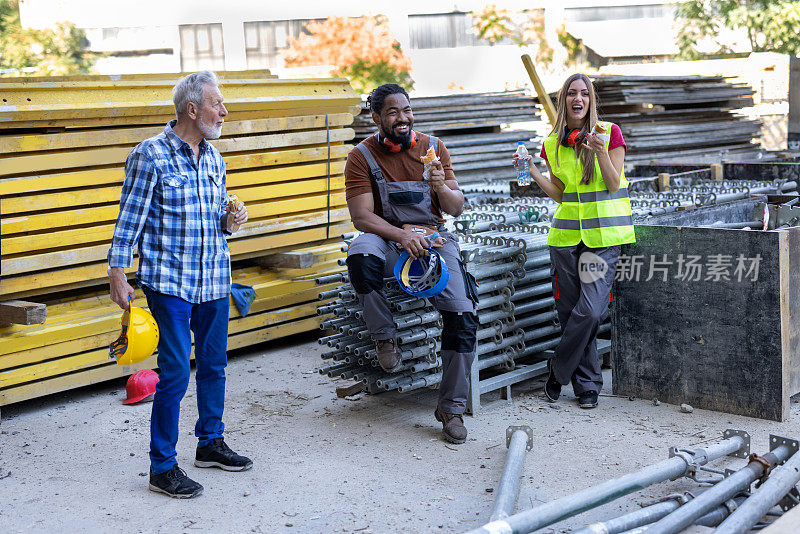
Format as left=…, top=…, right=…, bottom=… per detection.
left=550, top=73, right=599, bottom=185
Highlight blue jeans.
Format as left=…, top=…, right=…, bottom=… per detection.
left=142, top=286, right=229, bottom=475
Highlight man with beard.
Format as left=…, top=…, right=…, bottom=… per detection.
left=108, top=71, right=252, bottom=498
left=344, top=84, right=479, bottom=444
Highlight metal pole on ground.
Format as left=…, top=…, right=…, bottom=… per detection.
left=464, top=430, right=750, bottom=534
left=645, top=435, right=796, bottom=534
left=489, top=426, right=534, bottom=522
left=571, top=495, right=686, bottom=534
left=714, top=436, right=800, bottom=534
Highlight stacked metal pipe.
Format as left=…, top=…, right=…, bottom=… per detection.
left=315, top=228, right=526, bottom=393
left=317, top=175, right=793, bottom=395
left=628, top=177, right=797, bottom=220
left=316, top=271, right=442, bottom=394
left=457, top=177, right=796, bottom=222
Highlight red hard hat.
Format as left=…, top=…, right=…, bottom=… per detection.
left=122, top=369, right=159, bottom=405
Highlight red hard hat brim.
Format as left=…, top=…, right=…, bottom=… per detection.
left=122, top=392, right=155, bottom=405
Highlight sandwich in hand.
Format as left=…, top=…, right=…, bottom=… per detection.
left=420, top=146, right=437, bottom=165
left=420, top=146, right=439, bottom=180
left=592, top=122, right=610, bottom=142
left=227, top=194, right=241, bottom=233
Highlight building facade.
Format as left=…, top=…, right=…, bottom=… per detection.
left=18, top=0, right=700, bottom=94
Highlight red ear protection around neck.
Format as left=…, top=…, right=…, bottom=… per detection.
left=381, top=130, right=416, bottom=152
left=561, top=127, right=587, bottom=147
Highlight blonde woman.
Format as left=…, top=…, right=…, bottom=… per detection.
left=524, top=73, right=635, bottom=409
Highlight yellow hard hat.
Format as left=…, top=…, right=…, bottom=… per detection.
left=110, top=305, right=159, bottom=366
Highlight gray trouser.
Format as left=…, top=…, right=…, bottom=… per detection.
left=549, top=243, right=619, bottom=395
left=347, top=232, right=478, bottom=414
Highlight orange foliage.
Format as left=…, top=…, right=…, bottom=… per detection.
left=283, top=15, right=412, bottom=73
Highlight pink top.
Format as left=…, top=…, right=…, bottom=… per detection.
left=539, top=123, right=626, bottom=162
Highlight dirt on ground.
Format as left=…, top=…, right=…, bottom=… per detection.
left=1, top=334, right=799, bottom=534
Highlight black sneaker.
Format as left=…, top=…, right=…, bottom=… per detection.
left=149, top=466, right=203, bottom=499
left=195, top=438, right=253, bottom=471
left=544, top=373, right=561, bottom=402
left=579, top=392, right=599, bottom=409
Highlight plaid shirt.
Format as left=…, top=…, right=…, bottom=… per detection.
left=108, top=120, right=231, bottom=303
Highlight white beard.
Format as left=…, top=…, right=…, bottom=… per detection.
left=199, top=117, right=222, bottom=140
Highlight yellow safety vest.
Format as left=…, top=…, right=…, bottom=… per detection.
left=544, top=121, right=636, bottom=248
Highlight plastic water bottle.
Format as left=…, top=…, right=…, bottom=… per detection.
left=515, top=142, right=531, bottom=186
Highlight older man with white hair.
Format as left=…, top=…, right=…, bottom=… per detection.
left=108, top=71, right=251, bottom=499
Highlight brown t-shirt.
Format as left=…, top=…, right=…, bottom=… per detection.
left=344, top=132, right=458, bottom=223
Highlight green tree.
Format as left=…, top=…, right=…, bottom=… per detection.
left=675, top=1, right=800, bottom=59
left=472, top=5, right=558, bottom=65
left=0, top=0, right=96, bottom=76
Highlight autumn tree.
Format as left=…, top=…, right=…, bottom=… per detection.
left=0, top=0, right=96, bottom=76
left=283, top=15, right=413, bottom=93
left=472, top=5, right=556, bottom=65
left=675, top=1, right=800, bottom=59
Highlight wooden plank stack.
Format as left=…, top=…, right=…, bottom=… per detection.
left=592, top=75, right=762, bottom=164
left=354, top=91, right=542, bottom=184
left=0, top=70, right=359, bottom=405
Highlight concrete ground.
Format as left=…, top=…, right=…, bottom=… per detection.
left=1, top=334, right=799, bottom=534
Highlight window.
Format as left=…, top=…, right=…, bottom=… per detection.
left=408, top=12, right=488, bottom=49
left=179, top=24, right=225, bottom=71
left=565, top=4, right=672, bottom=22
left=243, top=19, right=320, bottom=70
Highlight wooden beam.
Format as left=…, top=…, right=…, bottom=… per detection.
left=657, top=173, right=671, bottom=192
left=0, top=129, right=354, bottom=176
left=336, top=382, right=366, bottom=398
left=257, top=251, right=316, bottom=270
left=521, top=54, right=556, bottom=126
left=0, top=300, right=46, bottom=326
left=711, top=163, right=724, bottom=181
left=790, top=55, right=800, bottom=149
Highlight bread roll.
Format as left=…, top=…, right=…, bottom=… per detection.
left=420, top=146, right=437, bottom=164
left=227, top=195, right=241, bottom=232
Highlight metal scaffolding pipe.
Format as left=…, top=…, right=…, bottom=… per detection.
left=513, top=310, right=557, bottom=330
left=573, top=498, right=683, bottom=534
left=465, top=430, right=749, bottom=534
left=397, top=372, right=442, bottom=392
left=476, top=277, right=513, bottom=295
left=513, top=297, right=555, bottom=317
left=477, top=292, right=512, bottom=311
left=523, top=324, right=561, bottom=343
left=714, top=440, right=800, bottom=534
left=646, top=439, right=792, bottom=534
left=693, top=495, right=748, bottom=528
left=318, top=288, right=342, bottom=300
left=510, top=282, right=551, bottom=302
left=477, top=352, right=514, bottom=371
left=490, top=427, right=534, bottom=522
left=316, top=273, right=346, bottom=285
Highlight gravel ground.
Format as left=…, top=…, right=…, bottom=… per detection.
left=1, top=334, right=798, bottom=534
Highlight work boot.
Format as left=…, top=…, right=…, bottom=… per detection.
left=149, top=466, right=203, bottom=499
left=544, top=372, right=561, bottom=402
left=434, top=407, right=468, bottom=444
left=195, top=438, right=253, bottom=471
left=375, top=337, right=402, bottom=372
left=578, top=391, right=599, bottom=409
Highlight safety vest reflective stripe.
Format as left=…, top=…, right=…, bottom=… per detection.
left=551, top=218, right=581, bottom=230
left=551, top=214, right=634, bottom=230
left=561, top=187, right=630, bottom=203
left=580, top=214, right=634, bottom=229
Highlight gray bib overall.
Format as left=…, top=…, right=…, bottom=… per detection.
left=346, top=135, right=478, bottom=414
